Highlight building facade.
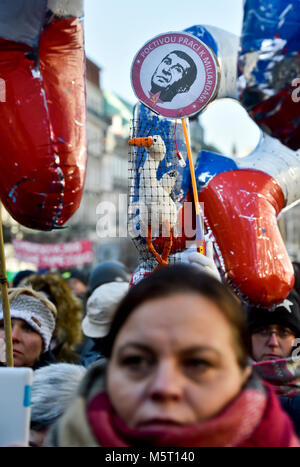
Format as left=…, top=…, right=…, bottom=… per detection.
left=279, top=203, right=300, bottom=262
left=68, top=58, right=138, bottom=271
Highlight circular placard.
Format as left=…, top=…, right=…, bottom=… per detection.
left=131, top=31, right=220, bottom=119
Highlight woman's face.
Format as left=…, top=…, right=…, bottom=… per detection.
left=0, top=318, right=43, bottom=367
left=107, top=293, right=251, bottom=429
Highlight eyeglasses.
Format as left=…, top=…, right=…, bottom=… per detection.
left=253, top=327, right=296, bottom=339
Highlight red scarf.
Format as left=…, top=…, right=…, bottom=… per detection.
left=87, top=378, right=299, bottom=447
left=253, top=357, right=300, bottom=397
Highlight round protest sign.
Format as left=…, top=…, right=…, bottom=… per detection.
left=131, top=31, right=220, bottom=118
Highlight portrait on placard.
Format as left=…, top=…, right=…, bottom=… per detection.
left=132, top=32, right=220, bottom=118
left=148, top=49, right=198, bottom=104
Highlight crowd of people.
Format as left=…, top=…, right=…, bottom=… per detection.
left=1, top=254, right=300, bottom=447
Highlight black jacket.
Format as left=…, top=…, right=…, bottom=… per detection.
left=280, top=395, right=300, bottom=435
left=32, top=349, right=57, bottom=370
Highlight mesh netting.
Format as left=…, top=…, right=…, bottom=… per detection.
left=128, top=103, right=194, bottom=270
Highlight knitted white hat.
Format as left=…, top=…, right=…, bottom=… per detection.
left=82, top=281, right=129, bottom=338
left=0, top=294, right=56, bottom=352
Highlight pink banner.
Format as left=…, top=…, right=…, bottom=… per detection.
left=13, top=239, right=93, bottom=268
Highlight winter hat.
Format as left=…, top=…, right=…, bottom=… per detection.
left=87, top=261, right=129, bottom=297
left=0, top=290, right=57, bottom=352
left=82, top=281, right=129, bottom=338
left=246, top=290, right=300, bottom=337
left=68, top=268, right=88, bottom=285
left=12, top=270, right=35, bottom=288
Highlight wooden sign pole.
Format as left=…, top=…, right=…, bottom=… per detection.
left=181, top=118, right=206, bottom=255
left=0, top=203, right=14, bottom=367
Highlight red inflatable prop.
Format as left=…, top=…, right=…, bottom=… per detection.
left=0, top=16, right=87, bottom=230
left=198, top=169, right=294, bottom=306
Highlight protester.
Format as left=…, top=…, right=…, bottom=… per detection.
left=47, top=265, right=299, bottom=447
left=0, top=287, right=57, bottom=369
left=246, top=289, right=300, bottom=434
left=78, top=261, right=130, bottom=365
left=86, top=261, right=130, bottom=300
left=79, top=281, right=129, bottom=367
left=66, top=269, right=89, bottom=301
left=247, top=289, right=300, bottom=363
left=12, top=270, right=35, bottom=288
left=30, top=363, right=86, bottom=447
left=23, top=273, right=83, bottom=363
left=80, top=248, right=218, bottom=367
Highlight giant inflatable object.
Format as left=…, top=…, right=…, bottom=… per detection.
left=0, top=0, right=87, bottom=230
left=238, top=0, right=300, bottom=151
left=129, top=0, right=300, bottom=306
left=196, top=134, right=299, bottom=305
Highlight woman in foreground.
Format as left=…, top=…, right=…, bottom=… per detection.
left=47, top=264, right=299, bottom=447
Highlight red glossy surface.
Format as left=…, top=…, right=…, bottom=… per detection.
left=0, top=18, right=87, bottom=230
left=199, top=169, right=294, bottom=306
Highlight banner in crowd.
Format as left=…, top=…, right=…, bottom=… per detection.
left=13, top=239, right=93, bottom=268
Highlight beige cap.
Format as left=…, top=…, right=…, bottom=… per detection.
left=82, top=281, right=129, bottom=338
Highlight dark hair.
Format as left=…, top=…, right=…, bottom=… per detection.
left=151, top=50, right=197, bottom=102
left=101, top=264, right=250, bottom=368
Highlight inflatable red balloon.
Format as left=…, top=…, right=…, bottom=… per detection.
left=194, top=129, right=299, bottom=306
left=0, top=1, right=87, bottom=230
left=198, top=169, right=293, bottom=305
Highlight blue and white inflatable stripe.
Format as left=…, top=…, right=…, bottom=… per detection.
left=195, top=133, right=300, bottom=208
left=185, top=24, right=240, bottom=99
